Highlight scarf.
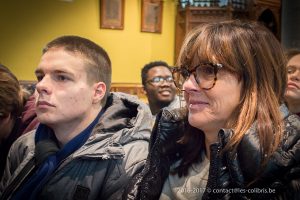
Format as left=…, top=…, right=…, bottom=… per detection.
left=11, top=109, right=105, bottom=200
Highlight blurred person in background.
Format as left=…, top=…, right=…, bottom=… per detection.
left=18, top=89, right=39, bottom=135
left=285, top=49, right=300, bottom=117
left=0, top=64, right=24, bottom=180
left=141, top=61, right=183, bottom=117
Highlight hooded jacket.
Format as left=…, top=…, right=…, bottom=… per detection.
left=0, top=92, right=152, bottom=200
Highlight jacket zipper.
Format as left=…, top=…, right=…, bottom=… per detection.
left=1, top=158, right=35, bottom=200
left=1, top=148, right=123, bottom=199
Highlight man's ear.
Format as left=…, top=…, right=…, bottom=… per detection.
left=142, top=86, right=147, bottom=95
left=93, top=82, right=106, bottom=104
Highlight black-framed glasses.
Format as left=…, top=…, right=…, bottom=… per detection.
left=146, top=76, right=174, bottom=86
left=172, top=63, right=223, bottom=90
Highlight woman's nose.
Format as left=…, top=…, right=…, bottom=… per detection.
left=183, top=75, right=199, bottom=93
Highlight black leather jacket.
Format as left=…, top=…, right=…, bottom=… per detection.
left=124, top=105, right=300, bottom=200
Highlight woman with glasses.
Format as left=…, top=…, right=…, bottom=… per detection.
left=124, top=20, right=300, bottom=200
left=285, top=49, right=300, bottom=117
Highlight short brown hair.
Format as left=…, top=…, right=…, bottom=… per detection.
left=43, top=35, right=112, bottom=105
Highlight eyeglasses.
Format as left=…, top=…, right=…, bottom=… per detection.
left=146, top=76, right=174, bottom=85
left=172, top=63, right=223, bottom=90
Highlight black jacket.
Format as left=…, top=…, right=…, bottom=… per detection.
left=124, top=105, right=300, bottom=200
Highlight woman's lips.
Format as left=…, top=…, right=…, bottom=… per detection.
left=188, top=100, right=209, bottom=110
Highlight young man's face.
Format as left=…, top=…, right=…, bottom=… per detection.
left=144, top=66, right=176, bottom=106
left=35, top=48, right=98, bottom=128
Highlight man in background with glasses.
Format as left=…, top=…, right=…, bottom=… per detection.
left=141, top=61, right=183, bottom=117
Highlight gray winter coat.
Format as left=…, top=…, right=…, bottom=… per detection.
left=0, top=92, right=152, bottom=200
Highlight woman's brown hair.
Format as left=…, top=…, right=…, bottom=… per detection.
left=0, top=64, right=23, bottom=120
left=175, top=20, right=286, bottom=176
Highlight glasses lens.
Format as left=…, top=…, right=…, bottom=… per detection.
left=151, top=77, right=161, bottom=83
left=149, top=76, right=174, bottom=85
left=166, top=76, right=174, bottom=83
left=195, top=64, right=216, bottom=89
left=172, top=63, right=221, bottom=90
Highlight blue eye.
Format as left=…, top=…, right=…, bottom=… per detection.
left=57, top=75, right=68, bottom=81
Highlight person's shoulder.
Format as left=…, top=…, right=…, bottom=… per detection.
left=285, top=113, right=300, bottom=131
left=107, top=92, right=152, bottom=136
left=122, top=140, right=149, bottom=170
left=110, top=92, right=150, bottom=109
left=10, top=130, right=36, bottom=154
left=5, top=130, right=36, bottom=176
left=280, top=113, right=300, bottom=152
left=123, top=139, right=149, bottom=151
left=14, top=129, right=35, bottom=143
left=110, top=92, right=139, bottom=102
left=122, top=137, right=149, bottom=156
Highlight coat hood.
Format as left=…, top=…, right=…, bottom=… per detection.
left=74, top=92, right=152, bottom=159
